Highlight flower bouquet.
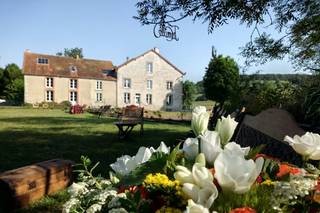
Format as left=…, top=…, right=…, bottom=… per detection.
left=63, top=106, right=320, bottom=213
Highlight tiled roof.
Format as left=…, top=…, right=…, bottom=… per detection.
left=23, top=51, right=116, bottom=81
left=117, top=49, right=185, bottom=75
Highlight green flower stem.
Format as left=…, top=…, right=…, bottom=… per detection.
left=198, top=136, right=201, bottom=154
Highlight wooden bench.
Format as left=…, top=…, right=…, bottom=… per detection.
left=114, top=105, right=144, bottom=139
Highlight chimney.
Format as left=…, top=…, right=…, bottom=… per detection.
left=25, top=49, right=31, bottom=53
left=153, top=47, right=160, bottom=53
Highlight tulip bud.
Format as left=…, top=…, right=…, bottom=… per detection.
left=195, top=153, right=206, bottom=167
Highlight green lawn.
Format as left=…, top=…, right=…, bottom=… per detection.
left=0, top=107, right=190, bottom=212
left=0, top=107, right=190, bottom=175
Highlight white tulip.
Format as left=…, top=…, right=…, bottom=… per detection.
left=184, top=199, right=210, bottom=213
left=134, top=147, right=152, bottom=165
left=224, top=142, right=250, bottom=157
left=192, top=163, right=214, bottom=188
left=174, top=165, right=195, bottom=184
left=182, top=182, right=218, bottom=209
left=110, top=155, right=137, bottom=176
left=284, top=132, right=320, bottom=160
left=156, top=141, right=170, bottom=154
left=183, top=138, right=199, bottom=160
left=191, top=106, right=210, bottom=136
left=214, top=150, right=264, bottom=194
left=200, top=131, right=222, bottom=165
left=175, top=163, right=218, bottom=209
left=215, top=115, right=238, bottom=145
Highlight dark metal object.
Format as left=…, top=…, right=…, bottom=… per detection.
left=153, top=22, right=179, bottom=41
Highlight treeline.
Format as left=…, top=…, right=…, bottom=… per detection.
left=241, top=74, right=313, bottom=84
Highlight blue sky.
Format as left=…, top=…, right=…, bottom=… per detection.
left=0, top=0, right=295, bottom=81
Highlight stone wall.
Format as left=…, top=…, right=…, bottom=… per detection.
left=24, top=75, right=117, bottom=107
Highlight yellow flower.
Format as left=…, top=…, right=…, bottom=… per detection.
left=156, top=206, right=183, bottom=213
left=261, top=179, right=276, bottom=186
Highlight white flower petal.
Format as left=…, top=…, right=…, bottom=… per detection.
left=183, top=138, right=199, bottom=160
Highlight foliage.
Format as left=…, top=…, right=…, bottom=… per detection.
left=135, top=0, right=320, bottom=72
left=303, top=85, right=320, bottom=126
left=203, top=48, right=239, bottom=107
left=0, top=63, right=24, bottom=104
left=56, top=47, right=84, bottom=59
left=240, top=79, right=301, bottom=114
left=182, top=80, right=197, bottom=109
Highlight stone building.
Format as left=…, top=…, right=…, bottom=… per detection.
left=23, top=48, right=184, bottom=111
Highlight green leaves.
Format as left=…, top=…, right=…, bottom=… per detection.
left=261, top=158, right=280, bottom=180
left=245, top=144, right=265, bottom=160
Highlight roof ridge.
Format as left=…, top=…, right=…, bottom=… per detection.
left=25, top=51, right=113, bottom=64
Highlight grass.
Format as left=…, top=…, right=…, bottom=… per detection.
left=0, top=107, right=190, bottom=212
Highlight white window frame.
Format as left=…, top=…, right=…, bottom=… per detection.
left=123, top=78, right=131, bottom=88
left=147, top=62, right=153, bottom=74
left=124, top=92, right=130, bottom=104
left=46, top=90, right=54, bottom=102
left=146, top=94, right=152, bottom=105
left=166, top=81, right=173, bottom=90
left=46, top=77, right=53, bottom=88
left=37, top=58, right=49, bottom=64
left=135, top=93, right=141, bottom=105
left=70, top=79, right=78, bottom=89
left=96, top=92, right=102, bottom=102
left=96, top=80, right=102, bottom=90
left=70, top=91, right=77, bottom=103
left=166, top=94, right=173, bottom=106
left=147, top=80, right=153, bottom=90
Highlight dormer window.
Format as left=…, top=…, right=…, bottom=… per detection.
left=37, top=58, right=48, bottom=64
left=69, top=65, right=77, bottom=72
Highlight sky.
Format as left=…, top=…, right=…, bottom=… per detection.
left=0, top=0, right=296, bottom=82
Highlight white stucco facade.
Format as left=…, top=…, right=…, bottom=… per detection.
left=117, top=51, right=184, bottom=111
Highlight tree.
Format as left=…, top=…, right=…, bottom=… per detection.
left=183, top=80, right=197, bottom=109
left=0, top=64, right=24, bottom=104
left=135, top=0, right=320, bottom=72
left=203, top=49, right=239, bottom=107
left=56, top=47, right=84, bottom=59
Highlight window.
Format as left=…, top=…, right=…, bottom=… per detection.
left=46, top=78, right=53, bottom=88
left=46, top=90, right=54, bottom=102
left=69, top=65, right=77, bottom=72
left=147, top=62, right=153, bottom=74
left=70, top=79, right=77, bottom=89
left=37, top=58, right=48, bottom=64
left=135, top=93, right=141, bottom=105
left=96, top=81, right=102, bottom=90
left=124, top=78, right=131, bottom=88
left=166, top=81, right=173, bottom=90
left=146, top=94, right=152, bottom=105
left=166, top=94, right=173, bottom=106
left=70, top=91, right=77, bottom=102
left=124, top=92, right=130, bottom=104
left=147, top=80, right=153, bottom=89
left=96, top=93, right=102, bottom=102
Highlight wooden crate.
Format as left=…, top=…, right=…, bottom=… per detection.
left=0, top=159, right=73, bottom=211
